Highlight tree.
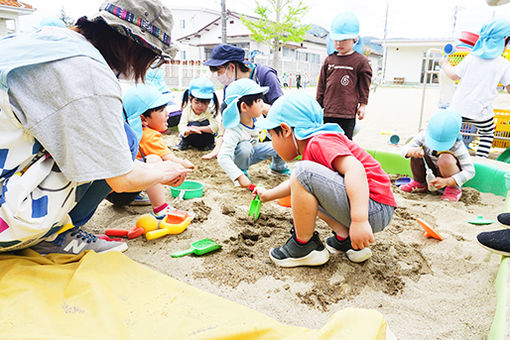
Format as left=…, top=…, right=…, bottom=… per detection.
left=240, top=0, right=311, bottom=73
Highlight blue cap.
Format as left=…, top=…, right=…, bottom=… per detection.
left=38, top=16, right=66, bottom=28
left=222, top=79, right=268, bottom=129
left=425, top=109, right=462, bottom=151
left=471, top=18, right=510, bottom=59
left=255, top=92, right=343, bottom=140
left=203, top=44, right=250, bottom=67
left=189, top=77, right=215, bottom=99
left=330, top=12, right=359, bottom=41
left=123, top=84, right=173, bottom=141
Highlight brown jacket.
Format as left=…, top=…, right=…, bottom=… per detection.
left=316, top=52, right=372, bottom=119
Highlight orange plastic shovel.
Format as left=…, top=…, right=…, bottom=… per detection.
left=417, top=218, right=443, bottom=241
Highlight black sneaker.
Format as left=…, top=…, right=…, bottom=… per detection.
left=31, top=227, right=128, bottom=255
left=497, top=213, right=510, bottom=227
left=173, top=139, right=191, bottom=151
left=198, top=143, right=215, bottom=151
left=477, top=229, right=510, bottom=256
left=269, top=228, right=329, bottom=267
left=325, top=232, right=372, bottom=263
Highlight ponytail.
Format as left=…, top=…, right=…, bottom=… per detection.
left=181, top=89, right=191, bottom=110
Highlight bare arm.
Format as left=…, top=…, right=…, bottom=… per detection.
left=439, top=57, right=460, bottom=81
left=255, top=179, right=291, bottom=202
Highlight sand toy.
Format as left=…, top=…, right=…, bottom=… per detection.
left=171, top=238, right=222, bottom=258
left=417, top=218, right=443, bottom=241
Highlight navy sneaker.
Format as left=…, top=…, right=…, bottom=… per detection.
left=130, top=191, right=151, bottom=206
left=31, top=227, right=128, bottom=255
left=477, top=229, right=510, bottom=256
left=497, top=213, right=510, bottom=227
left=325, top=232, right=372, bottom=263
left=269, top=228, right=329, bottom=267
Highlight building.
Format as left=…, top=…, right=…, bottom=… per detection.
left=168, top=7, right=329, bottom=88
left=374, top=38, right=453, bottom=85
left=0, top=0, right=34, bottom=36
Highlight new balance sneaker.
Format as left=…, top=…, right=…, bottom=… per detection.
left=269, top=167, right=291, bottom=176
left=325, top=232, right=372, bottom=263
left=130, top=191, right=151, bottom=206
left=441, top=186, right=462, bottom=202
left=477, top=229, right=510, bottom=256
left=400, top=180, right=427, bottom=193
left=31, top=227, right=128, bottom=255
left=269, top=228, right=329, bottom=267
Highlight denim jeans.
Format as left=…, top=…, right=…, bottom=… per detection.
left=233, top=141, right=287, bottom=172
left=68, top=122, right=139, bottom=227
left=294, top=160, right=394, bottom=232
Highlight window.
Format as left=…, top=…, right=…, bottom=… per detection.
left=205, top=48, right=214, bottom=60
left=282, top=47, right=294, bottom=58
left=180, top=19, right=185, bottom=29
left=5, top=19, right=15, bottom=34
left=180, top=50, right=186, bottom=60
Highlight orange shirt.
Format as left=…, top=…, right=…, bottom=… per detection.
left=137, top=127, right=170, bottom=159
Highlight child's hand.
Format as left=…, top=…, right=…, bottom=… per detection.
left=237, top=174, right=251, bottom=189
left=252, top=186, right=270, bottom=202
left=430, top=177, right=452, bottom=189
left=406, top=147, right=424, bottom=158
left=357, top=104, right=366, bottom=120
left=179, top=159, right=195, bottom=170
left=349, top=220, right=375, bottom=250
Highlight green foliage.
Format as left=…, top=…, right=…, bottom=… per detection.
left=240, top=0, right=311, bottom=48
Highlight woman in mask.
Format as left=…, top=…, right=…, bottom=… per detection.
left=201, top=44, right=283, bottom=160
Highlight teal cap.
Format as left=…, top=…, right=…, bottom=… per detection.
left=330, top=12, right=359, bottom=41
left=222, top=78, right=268, bottom=129
left=189, top=77, right=215, bottom=99
left=425, top=109, right=462, bottom=151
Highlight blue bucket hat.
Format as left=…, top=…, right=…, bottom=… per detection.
left=123, top=84, right=173, bottom=141
left=203, top=44, right=250, bottom=67
left=255, top=92, right=343, bottom=140
left=471, top=18, right=510, bottom=59
left=330, top=12, right=359, bottom=41
left=189, top=77, right=215, bottom=99
left=425, top=109, right=462, bottom=151
left=222, top=78, right=268, bottom=129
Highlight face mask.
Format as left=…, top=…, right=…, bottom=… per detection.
left=217, top=65, right=235, bottom=86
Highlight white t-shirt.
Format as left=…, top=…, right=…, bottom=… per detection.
left=449, top=54, right=510, bottom=121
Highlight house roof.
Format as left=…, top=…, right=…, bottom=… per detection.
left=0, top=0, right=33, bottom=9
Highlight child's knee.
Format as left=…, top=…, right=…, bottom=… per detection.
left=436, top=153, right=457, bottom=168
left=236, top=141, right=253, bottom=157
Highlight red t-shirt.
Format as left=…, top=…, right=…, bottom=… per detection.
left=302, top=133, right=397, bottom=207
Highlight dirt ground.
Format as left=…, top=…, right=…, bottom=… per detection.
left=86, top=86, right=508, bottom=339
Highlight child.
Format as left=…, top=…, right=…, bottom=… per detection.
left=400, top=109, right=475, bottom=202
left=174, top=77, right=220, bottom=151
left=440, top=18, right=510, bottom=158
left=218, top=78, right=290, bottom=188
left=316, top=11, right=372, bottom=140
left=254, top=92, right=396, bottom=267
left=107, top=84, right=194, bottom=218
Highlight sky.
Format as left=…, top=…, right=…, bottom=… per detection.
left=17, top=0, right=510, bottom=39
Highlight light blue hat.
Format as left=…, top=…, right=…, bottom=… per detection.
left=222, top=78, right=268, bottom=129
left=189, top=77, right=215, bottom=99
left=425, top=109, right=462, bottom=151
left=327, top=34, right=364, bottom=55
left=145, top=67, right=172, bottom=95
left=123, top=84, right=173, bottom=142
left=471, top=18, right=510, bottom=59
left=37, top=16, right=66, bottom=29
left=255, top=92, right=343, bottom=140
left=330, top=12, right=359, bottom=41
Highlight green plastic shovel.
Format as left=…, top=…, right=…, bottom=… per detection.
left=248, top=195, right=261, bottom=221
left=171, top=239, right=221, bottom=258
left=467, top=216, right=496, bottom=225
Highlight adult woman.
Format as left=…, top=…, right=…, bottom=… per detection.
left=0, top=0, right=189, bottom=254
left=201, top=44, right=284, bottom=160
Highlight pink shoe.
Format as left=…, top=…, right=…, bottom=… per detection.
left=441, top=186, right=462, bottom=202
left=400, top=180, right=427, bottom=193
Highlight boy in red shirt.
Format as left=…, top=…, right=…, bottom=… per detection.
left=254, top=92, right=396, bottom=267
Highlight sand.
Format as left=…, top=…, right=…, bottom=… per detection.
left=86, top=86, right=508, bottom=339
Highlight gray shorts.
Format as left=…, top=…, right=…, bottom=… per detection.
left=294, top=160, right=394, bottom=233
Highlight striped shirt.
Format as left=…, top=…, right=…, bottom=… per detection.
left=400, top=131, right=475, bottom=186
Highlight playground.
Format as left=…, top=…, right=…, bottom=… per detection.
left=77, top=86, right=507, bottom=339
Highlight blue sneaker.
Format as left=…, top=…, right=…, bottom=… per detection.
left=270, top=167, right=291, bottom=176
left=130, top=191, right=151, bottom=206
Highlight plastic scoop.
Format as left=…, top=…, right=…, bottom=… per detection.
left=417, top=218, right=443, bottom=241
left=278, top=195, right=292, bottom=208
left=468, top=216, right=496, bottom=225
left=171, top=238, right=221, bottom=258
left=395, top=177, right=411, bottom=187
left=249, top=195, right=261, bottom=221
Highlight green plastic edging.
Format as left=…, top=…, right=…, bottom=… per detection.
left=367, top=149, right=509, bottom=197
left=488, top=257, right=509, bottom=340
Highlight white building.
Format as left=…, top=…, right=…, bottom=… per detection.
left=0, top=0, right=34, bottom=36
left=374, top=38, right=453, bottom=85
left=168, top=7, right=328, bottom=87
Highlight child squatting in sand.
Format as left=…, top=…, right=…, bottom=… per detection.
left=253, top=92, right=397, bottom=267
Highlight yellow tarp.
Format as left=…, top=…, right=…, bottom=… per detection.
left=0, top=250, right=387, bottom=339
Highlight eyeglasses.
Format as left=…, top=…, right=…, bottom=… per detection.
left=151, top=55, right=168, bottom=69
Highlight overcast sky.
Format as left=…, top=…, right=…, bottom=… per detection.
left=18, top=0, right=510, bottom=39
